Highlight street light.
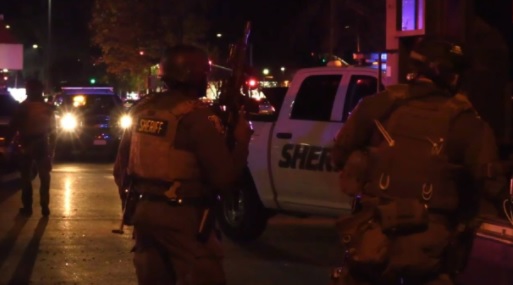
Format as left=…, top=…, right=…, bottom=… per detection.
left=5, top=25, right=10, bottom=29
left=216, top=33, right=222, bottom=38
left=262, top=68, right=270, bottom=76
left=280, top=67, right=285, bottom=72
left=32, top=44, right=39, bottom=49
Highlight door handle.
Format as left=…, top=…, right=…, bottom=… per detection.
left=276, top=132, right=292, bottom=139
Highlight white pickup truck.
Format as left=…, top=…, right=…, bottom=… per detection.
left=216, top=65, right=385, bottom=241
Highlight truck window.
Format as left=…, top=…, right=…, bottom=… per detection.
left=290, top=75, right=341, bottom=121
left=342, top=75, right=378, bottom=121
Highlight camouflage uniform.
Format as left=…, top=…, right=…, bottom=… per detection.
left=331, top=81, right=508, bottom=285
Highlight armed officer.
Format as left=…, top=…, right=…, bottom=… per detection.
left=113, top=44, right=252, bottom=285
left=331, top=37, right=510, bottom=284
left=9, top=79, right=56, bottom=217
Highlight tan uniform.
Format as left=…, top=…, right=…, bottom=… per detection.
left=9, top=99, right=56, bottom=212
left=113, top=92, right=248, bottom=285
left=331, top=82, right=509, bottom=285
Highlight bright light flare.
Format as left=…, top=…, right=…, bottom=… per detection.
left=119, top=115, right=132, bottom=129
left=72, top=95, right=86, bottom=107
left=60, top=113, right=78, bottom=131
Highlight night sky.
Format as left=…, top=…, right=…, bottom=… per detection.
left=0, top=0, right=335, bottom=69
left=0, top=1, right=511, bottom=78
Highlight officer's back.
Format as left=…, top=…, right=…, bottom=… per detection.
left=331, top=37, right=510, bottom=285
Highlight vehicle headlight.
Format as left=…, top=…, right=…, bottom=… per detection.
left=119, top=115, right=132, bottom=129
left=60, top=113, right=78, bottom=131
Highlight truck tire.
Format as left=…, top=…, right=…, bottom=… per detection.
left=216, top=169, right=269, bottom=242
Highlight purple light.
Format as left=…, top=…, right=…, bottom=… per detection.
left=402, top=0, right=416, bottom=31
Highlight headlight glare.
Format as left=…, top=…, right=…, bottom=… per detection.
left=60, top=113, right=78, bottom=131
left=119, top=115, right=132, bottom=129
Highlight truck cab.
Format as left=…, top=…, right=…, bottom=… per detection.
left=218, top=65, right=384, bottom=241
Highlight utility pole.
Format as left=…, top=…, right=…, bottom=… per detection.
left=329, top=0, right=335, bottom=56
left=47, top=0, right=52, bottom=91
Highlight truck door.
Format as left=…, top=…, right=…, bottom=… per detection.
left=270, top=69, right=381, bottom=215
left=270, top=70, right=349, bottom=215
left=326, top=71, right=381, bottom=203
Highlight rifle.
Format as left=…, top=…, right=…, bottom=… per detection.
left=112, top=176, right=137, bottom=234
left=197, top=22, right=253, bottom=242
left=217, top=21, right=252, bottom=150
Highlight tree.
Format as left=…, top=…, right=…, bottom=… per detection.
left=90, top=0, right=213, bottom=91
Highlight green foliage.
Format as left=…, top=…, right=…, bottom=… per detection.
left=90, top=0, right=213, bottom=90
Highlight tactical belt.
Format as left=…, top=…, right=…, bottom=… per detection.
left=133, top=177, right=172, bottom=188
left=139, top=193, right=211, bottom=207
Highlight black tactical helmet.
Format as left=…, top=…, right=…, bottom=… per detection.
left=409, top=37, right=469, bottom=88
left=159, top=44, right=210, bottom=87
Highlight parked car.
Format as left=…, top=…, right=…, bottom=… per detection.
left=53, top=87, right=130, bottom=159
left=0, top=90, right=20, bottom=177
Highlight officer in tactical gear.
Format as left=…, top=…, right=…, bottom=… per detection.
left=113, top=44, right=252, bottom=285
left=9, top=79, right=56, bottom=217
left=331, top=37, right=510, bottom=285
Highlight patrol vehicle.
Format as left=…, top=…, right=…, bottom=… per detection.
left=217, top=63, right=513, bottom=264
left=218, top=64, right=386, bottom=241
left=53, top=86, right=130, bottom=159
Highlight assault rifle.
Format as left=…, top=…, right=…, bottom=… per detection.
left=216, top=21, right=256, bottom=149
left=112, top=176, right=137, bottom=234
left=199, top=22, right=255, bottom=242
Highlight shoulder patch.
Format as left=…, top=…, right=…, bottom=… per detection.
left=207, top=115, right=225, bottom=134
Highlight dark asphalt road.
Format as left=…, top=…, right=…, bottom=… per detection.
left=0, top=161, right=512, bottom=285
left=0, top=161, right=342, bottom=285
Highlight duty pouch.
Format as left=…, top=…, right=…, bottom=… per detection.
left=339, top=150, right=369, bottom=197
left=376, top=199, right=429, bottom=233
left=336, top=209, right=389, bottom=270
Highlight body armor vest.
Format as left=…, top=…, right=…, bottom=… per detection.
left=127, top=96, right=200, bottom=182
left=364, top=86, right=473, bottom=211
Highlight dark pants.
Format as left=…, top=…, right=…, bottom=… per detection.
left=19, top=142, right=52, bottom=209
left=132, top=199, right=225, bottom=285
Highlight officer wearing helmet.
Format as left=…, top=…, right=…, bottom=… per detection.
left=113, top=44, right=252, bottom=285
left=9, top=78, right=56, bottom=217
left=331, top=37, right=509, bottom=284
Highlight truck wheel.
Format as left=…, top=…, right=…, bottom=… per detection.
left=217, top=169, right=269, bottom=242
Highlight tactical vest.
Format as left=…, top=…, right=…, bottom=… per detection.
left=127, top=97, right=201, bottom=182
left=20, top=101, right=54, bottom=136
left=364, top=85, right=474, bottom=211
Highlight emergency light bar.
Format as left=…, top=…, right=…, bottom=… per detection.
left=61, top=86, right=114, bottom=95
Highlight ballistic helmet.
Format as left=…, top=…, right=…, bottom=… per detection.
left=409, top=37, right=469, bottom=88
left=159, top=44, right=210, bottom=87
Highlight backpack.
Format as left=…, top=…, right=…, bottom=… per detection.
left=364, top=85, right=474, bottom=211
